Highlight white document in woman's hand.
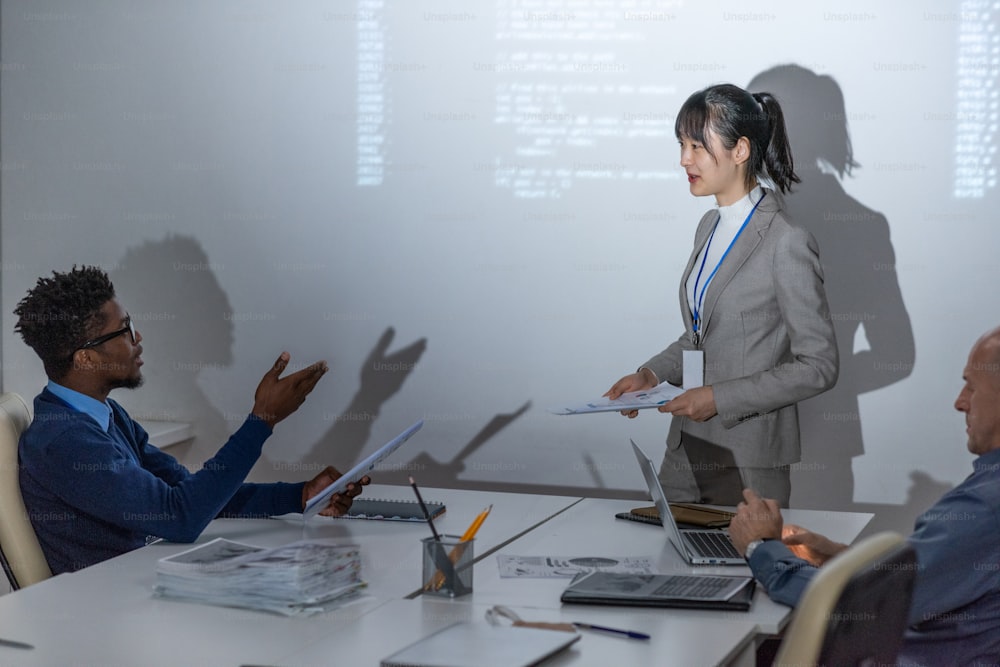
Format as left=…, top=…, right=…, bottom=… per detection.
left=548, top=383, right=685, bottom=415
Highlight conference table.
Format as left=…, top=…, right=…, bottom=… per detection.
left=0, top=485, right=871, bottom=666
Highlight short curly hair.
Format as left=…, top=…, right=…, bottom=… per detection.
left=14, top=266, right=117, bottom=380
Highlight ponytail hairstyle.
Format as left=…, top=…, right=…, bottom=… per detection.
left=675, top=84, right=801, bottom=194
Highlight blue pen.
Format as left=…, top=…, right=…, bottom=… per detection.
left=572, top=622, right=651, bottom=640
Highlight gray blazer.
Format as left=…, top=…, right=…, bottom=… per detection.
left=642, top=191, right=838, bottom=467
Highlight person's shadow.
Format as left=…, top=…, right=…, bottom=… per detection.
left=107, top=236, right=607, bottom=497
left=110, top=235, right=238, bottom=468
left=747, top=65, right=917, bottom=510
left=110, top=235, right=433, bottom=482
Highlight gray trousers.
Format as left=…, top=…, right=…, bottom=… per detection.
left=657, top=432, right=791, bottom=507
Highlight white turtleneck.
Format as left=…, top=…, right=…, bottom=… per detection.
left=685, top=185, right=765, bottom=318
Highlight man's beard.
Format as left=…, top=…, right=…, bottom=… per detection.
left=109, top=374, right=144, bottom=391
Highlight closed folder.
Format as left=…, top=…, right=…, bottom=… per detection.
left=381, top=622, right=580, bottom=667
left=625, top=503, right=734, bottom=528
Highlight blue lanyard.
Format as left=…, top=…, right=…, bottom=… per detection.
left=691, top=191, right=766, bottom=341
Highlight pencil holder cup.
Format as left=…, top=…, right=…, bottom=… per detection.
left=421, top=534, right=474, bottom=597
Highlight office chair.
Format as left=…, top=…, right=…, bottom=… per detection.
left=0, top=392, right=52, bottom=589
left=773, top=531, right=917, bottom=667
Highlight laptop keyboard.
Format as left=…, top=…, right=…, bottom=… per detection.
left=652, top=575, right=736, bottom=599
left=684, top=531, right=741, bottom=560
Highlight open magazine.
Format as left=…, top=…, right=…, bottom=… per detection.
left=154, top=538, right=365, bottom=616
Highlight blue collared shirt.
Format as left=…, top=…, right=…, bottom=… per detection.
left=45, top=380, right=111, bottom=431
left=749, top=448, right=1000, bottom=666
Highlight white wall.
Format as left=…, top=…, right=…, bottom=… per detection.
left=3, top=0, right=997, bottom=533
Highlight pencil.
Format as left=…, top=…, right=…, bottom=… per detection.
left=412, top=477, right=465, bottom=593
left=409, top=476, right=442, bottom=541
left=460, top=505, right=492, bottom=542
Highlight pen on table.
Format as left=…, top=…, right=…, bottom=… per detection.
left=409, top=476, right=441, bottom=541
left=0, top=637, right=34, bottom=650
left=572, top=622, right=651, bottom=640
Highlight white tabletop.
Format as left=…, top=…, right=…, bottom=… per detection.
left=0, top=485, right=579, bottom=667
left=468, top=497, right=873, bottom=636
left=278, top=597, right=761, bottom=667
left=0, top=488, right=871, bottom=667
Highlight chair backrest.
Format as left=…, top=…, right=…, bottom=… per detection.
left=0, top=392, right=52, bottom=589
left=774, top=531, right=917, bottom=667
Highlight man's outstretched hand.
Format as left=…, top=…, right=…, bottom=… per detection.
left=252, top=352, right=328, bottom=429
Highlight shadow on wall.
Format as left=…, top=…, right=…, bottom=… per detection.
left=367, top=400, right=533, bottom=487
left=109, top=234, right=433, bottom=479
left=101, top=84, right=948, bottom=532
left=854, top=472, right=954, bottom=541
left=256, top=326, right=429, bottom=483
left=110, top=235, right=236, bottom=468
left=748, top=65, right=944, bottom=523
left=113, top=195, right=936, bottom=517
left=106, top=235, right=643, bottom=501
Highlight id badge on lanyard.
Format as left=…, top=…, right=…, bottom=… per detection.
left=683, top=350, right=704, bottom=389
left=690, top=193, right=766, bottom=348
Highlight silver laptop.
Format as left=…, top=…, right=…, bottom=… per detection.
left=630, top=440, right=744, bottom=565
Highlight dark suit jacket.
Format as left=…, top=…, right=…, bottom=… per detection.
left=642, top=190, right=838, bottom=467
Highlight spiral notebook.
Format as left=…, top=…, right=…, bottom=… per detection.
left=341, top=498, right=446, bottom=522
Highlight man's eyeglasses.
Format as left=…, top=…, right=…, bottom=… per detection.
left=78, top=315, right=136, bottom=350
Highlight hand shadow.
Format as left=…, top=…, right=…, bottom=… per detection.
left=375, top=400, right=533, bottom=486
left=256, top=326, right=427, bottom=481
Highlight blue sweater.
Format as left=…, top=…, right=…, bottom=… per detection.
left=19, top=388, right=305, bottom=574
left=749, top=447, right=1000, bottom=666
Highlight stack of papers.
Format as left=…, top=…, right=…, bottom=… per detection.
left=153, top=538, right=365, bottom=616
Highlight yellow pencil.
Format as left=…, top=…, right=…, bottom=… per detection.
left=460, top=505, right=492, bottom=542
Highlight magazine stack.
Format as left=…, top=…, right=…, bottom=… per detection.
left=154, top=538, right=365, bottom=616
